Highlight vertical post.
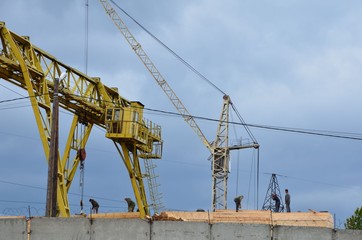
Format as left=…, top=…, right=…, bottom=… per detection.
left=45, top=78, right=59, bottom=217
left=256, top=148, right=260, bottom=210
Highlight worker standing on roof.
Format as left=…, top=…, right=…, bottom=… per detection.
left=125, top=197, right=135, bottom=212
left=285, top=189, right=291, bottom=212
left=89, top=198, right=99, bottom=214
left=234, top=195, right=243, bottom=212
left=272, top=193, right=280, bottom=212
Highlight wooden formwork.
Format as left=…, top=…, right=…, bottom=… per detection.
left=152, top=210, right=334, bottom=228
left=72, top=209, right=333, bottom=229
left=87, top=212, right=141, bottom=219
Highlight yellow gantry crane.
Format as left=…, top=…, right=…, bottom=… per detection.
left=99, top=0, right=259, bottom=211
left=0, top=21, right=162, bottom=218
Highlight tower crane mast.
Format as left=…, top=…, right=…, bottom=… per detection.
left=99, top=0, right=259, bottom=211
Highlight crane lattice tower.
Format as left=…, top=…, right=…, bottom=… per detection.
left=262, top=173, right=285, bottom=212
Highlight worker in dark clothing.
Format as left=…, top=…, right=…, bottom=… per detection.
left=271, top=193, right=280, bottom=212
left=124, top=197, right=135, bottom=212
left=285, top=189, right=291, bottom=212
left=234, top=195, right=243, bottom=212
left=89, top=198, right=99, bottom=214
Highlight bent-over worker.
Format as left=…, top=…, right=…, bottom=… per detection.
left=125, top=197, right=135, bottom=212
left=89, top=198, right=99, bottom=214
left=271, top=193, right=280, bottom=212
left=234, top=195, right=243, bottom=212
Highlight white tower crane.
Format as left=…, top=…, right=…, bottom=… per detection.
left=99, top=0, right=259, bottom=211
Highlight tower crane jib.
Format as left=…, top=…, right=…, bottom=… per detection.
left=99, top=0, right=212, bottom=152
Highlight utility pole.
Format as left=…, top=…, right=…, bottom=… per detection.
left=45, top=77, right=59, bottom=217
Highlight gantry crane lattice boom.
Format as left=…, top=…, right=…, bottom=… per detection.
left=0, top=21, right=162, bottom=218
left=99, top=0, right=259, bottom=211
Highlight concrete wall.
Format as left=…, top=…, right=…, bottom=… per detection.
left=152, top=221, right=210, bottom=240
left=30, top=217, right=89, bottom=240
left=273, top=226, right=333, bottom=240
left=211, top=223, right=270, bottom=240
left=334, top=229, right=362, bottom=240
left=30, top=217, right=150, bottom=240
left=0, top=218, right=27, bottom=240
left=91, top=218, right=149, bottom=240
left=1, top=217, right=362, bottom=240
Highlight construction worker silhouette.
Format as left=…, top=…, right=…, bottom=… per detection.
left=285, top=189, right=291, bottom=212
left=234, top=195, right=243, bottom=212
left=272, top=194, right=280, bottom=212
left=89, top=199, right=99, bottom=214
left=124, top=197, right=135, bottom=212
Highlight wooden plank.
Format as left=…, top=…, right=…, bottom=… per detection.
left=152, top=210, right=334, bottom=228
left=77, top=209, right=333, bottom=229
left=0, top=216, right=26, bottom=219
left=89, top=212, right=141, bottom=219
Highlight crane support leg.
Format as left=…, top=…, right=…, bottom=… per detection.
left=0, top=25, right=71, bottom=216
left=114, top=142, right=149, bottom=218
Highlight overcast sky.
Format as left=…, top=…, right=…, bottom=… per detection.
left=1, top=0, right=362, bottom=228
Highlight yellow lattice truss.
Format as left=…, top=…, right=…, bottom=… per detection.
left=0, top=22, right=162, bottom=218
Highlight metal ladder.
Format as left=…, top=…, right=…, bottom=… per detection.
left=143, top=159, right=164, bottom=215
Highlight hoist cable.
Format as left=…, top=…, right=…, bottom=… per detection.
left=256, top=148, right=260, bottom=210
left=235, top=150, right=240, bottom=197
left=84, top=0, right=89, bottom=74
left=231, top=111, right=241, bottom=197
left=79, top=0, right=89, bottom=213
left=230, top=101, right=258, bottom=143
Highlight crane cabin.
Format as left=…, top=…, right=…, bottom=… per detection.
left=105, top=101, right=163, bottom=159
